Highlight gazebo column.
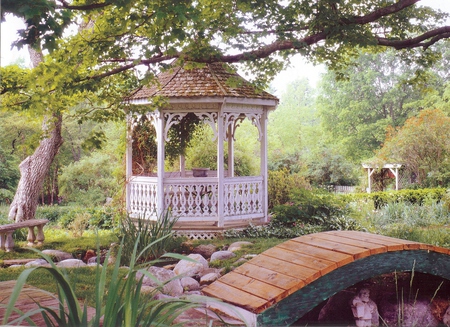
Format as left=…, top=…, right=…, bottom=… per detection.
left=125, top=119, right=133, bottom=213
left=260, top=110, right=269, bottom=223
left=227, top=125, right=234, bottom=177
left=156, top=111, right=165, bottom=219
left=217, top=111, right=225, bottom=227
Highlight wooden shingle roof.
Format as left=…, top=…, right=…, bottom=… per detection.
left=131, top=62, right=278, bottom=102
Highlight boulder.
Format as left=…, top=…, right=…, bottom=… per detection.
left=380, top=299, right=439, bottom=327
left=136, top=266, right=183, bottom=297
left=192, top=244, right=217, bottom=259
left=42, top=249, right=73, bottom=262
left=173, top=254, right=208, bottom=277
left=25, top=259, right=50, bottom=267
left=181, top=276, right=200, bottom=291
left=228, top=241, right=252, bottom=252
left=200, top=272, right=220, bottom=285
left=210, top=250, right=235, bottom=263
left=443, top=306, right=450, bottom=327
left=57, top=259, right=87, bottom=268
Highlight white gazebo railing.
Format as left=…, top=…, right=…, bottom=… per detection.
left=128, top=175, right=264, bottom=223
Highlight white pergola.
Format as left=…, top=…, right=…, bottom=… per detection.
left=362, top=164, right=402, bottom=193
left=125, top=62, right=278, bottom=235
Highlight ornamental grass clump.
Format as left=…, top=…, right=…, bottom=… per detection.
left=118, top=210, right=180, bottom=265
left=2, top=235, right=207, bottom=327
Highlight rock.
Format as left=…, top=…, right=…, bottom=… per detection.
left=87, top=262, right=101, bottom=267
left=83, top=249, right=96, bottom=263
left=136, top=266, right=183, bottom=296
left=198, top=267, right=223, bottom=277
left=42, top=249, right=73, bottom=262
left=25, top=259, right=50, bottom=267
left=381, top=299, right=439, bottom=327
left=57, top=259, right=87, bottom=268
left=210, top=250, right=235, bottom=262
left=443, top=306, right=450, bottom=327
left=181, top=277, right=200, bottom=292
left=228, top=241, right=252, bottom=252
left=173, top=254, right=208, bottom=277
left=200, top=272, right=220, bottom=285
left=140, top=285, right=158, bottom=295
left=192, top=244, right=217, bottom=259
left=87, top=256, right=98, bottom=264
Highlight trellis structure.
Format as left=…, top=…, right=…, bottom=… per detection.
left=125, top=62, right=278, bottom=237
left=362, top=164, right=402, bottom=193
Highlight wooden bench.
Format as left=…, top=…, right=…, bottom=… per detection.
left=0, top=219, right=49, bottom=252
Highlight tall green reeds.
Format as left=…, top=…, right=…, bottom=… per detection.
left=118, top=211, right=180, bottom=265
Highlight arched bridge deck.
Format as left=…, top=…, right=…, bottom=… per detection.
left=202, top=231, right=450, bottom=326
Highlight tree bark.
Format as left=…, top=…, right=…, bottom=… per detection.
left=8, top=46, right=64, bottom=222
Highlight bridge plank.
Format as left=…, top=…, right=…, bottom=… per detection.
left=249, top=254, right=320, bottom=284
left=293, top=234, right=372, bottom=260
left=277, top=240, right=353, bottom=267
left=218, top=272, right=287, bottom=302
left=313, top=232, right=388, bottom=255
left=327, top=231, right=418, bottom=251
left=202, top=280, right=268, bottom=312
left=258, top=247, right=336, bottom=276
left=233, top=262, right=301, bottom=291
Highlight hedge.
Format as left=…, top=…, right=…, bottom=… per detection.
left=342, top=188, right=448, bottom=209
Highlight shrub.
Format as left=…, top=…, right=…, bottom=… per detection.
left=224, top=221, right=324, bottom=239
left=268, top=168, right=310, bottom=209
left=58, top=206, right=117, bottom=230
left=271, top=188, right=353, bottom=227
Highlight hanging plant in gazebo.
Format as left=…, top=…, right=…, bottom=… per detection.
left=132, top=116, right=157, bottom=175
left=165, top=112, right=202, bottom=165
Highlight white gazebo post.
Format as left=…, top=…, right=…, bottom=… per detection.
left=260, top=109, right=269, bottom=222
left=156, top=111, right=165, bottom=218
left=217, top=109, right=225, bottom=227
left=125, top=118, right=133, bottom=212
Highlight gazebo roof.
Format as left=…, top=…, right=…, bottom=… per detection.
left=130, top=61, right=278, bottom=102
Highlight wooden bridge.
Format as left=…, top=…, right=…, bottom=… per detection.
left=202, top=230, right=450, bottom=326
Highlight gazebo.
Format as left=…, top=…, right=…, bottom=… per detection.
left=125, top=62, right=278, bottom=239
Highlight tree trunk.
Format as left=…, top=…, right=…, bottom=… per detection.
left=9, top=113, right=63, bottom=222
left=8, top=46, right=64, bottom=222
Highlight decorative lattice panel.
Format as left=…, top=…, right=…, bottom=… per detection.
left=174, top=230, right=221, bottom=240
left=224, top=177, right=263, bottom=216
left=129, top=179, right=158, bottom=218
left=164, top=182, right=218, bottom=218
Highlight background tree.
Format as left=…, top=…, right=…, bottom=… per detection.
left=317, top=49, right=430, bottom=162
left=2, top=0, right=450, bottom=221
left=376, top=108, right=450, bottom=187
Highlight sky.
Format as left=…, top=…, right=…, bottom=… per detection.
left=1, top=0, right=449, bottom=95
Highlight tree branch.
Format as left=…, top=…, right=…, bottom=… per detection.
left=377, top=26, right=450, bottom=49
left=57, top=0, right=111, bottom=10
